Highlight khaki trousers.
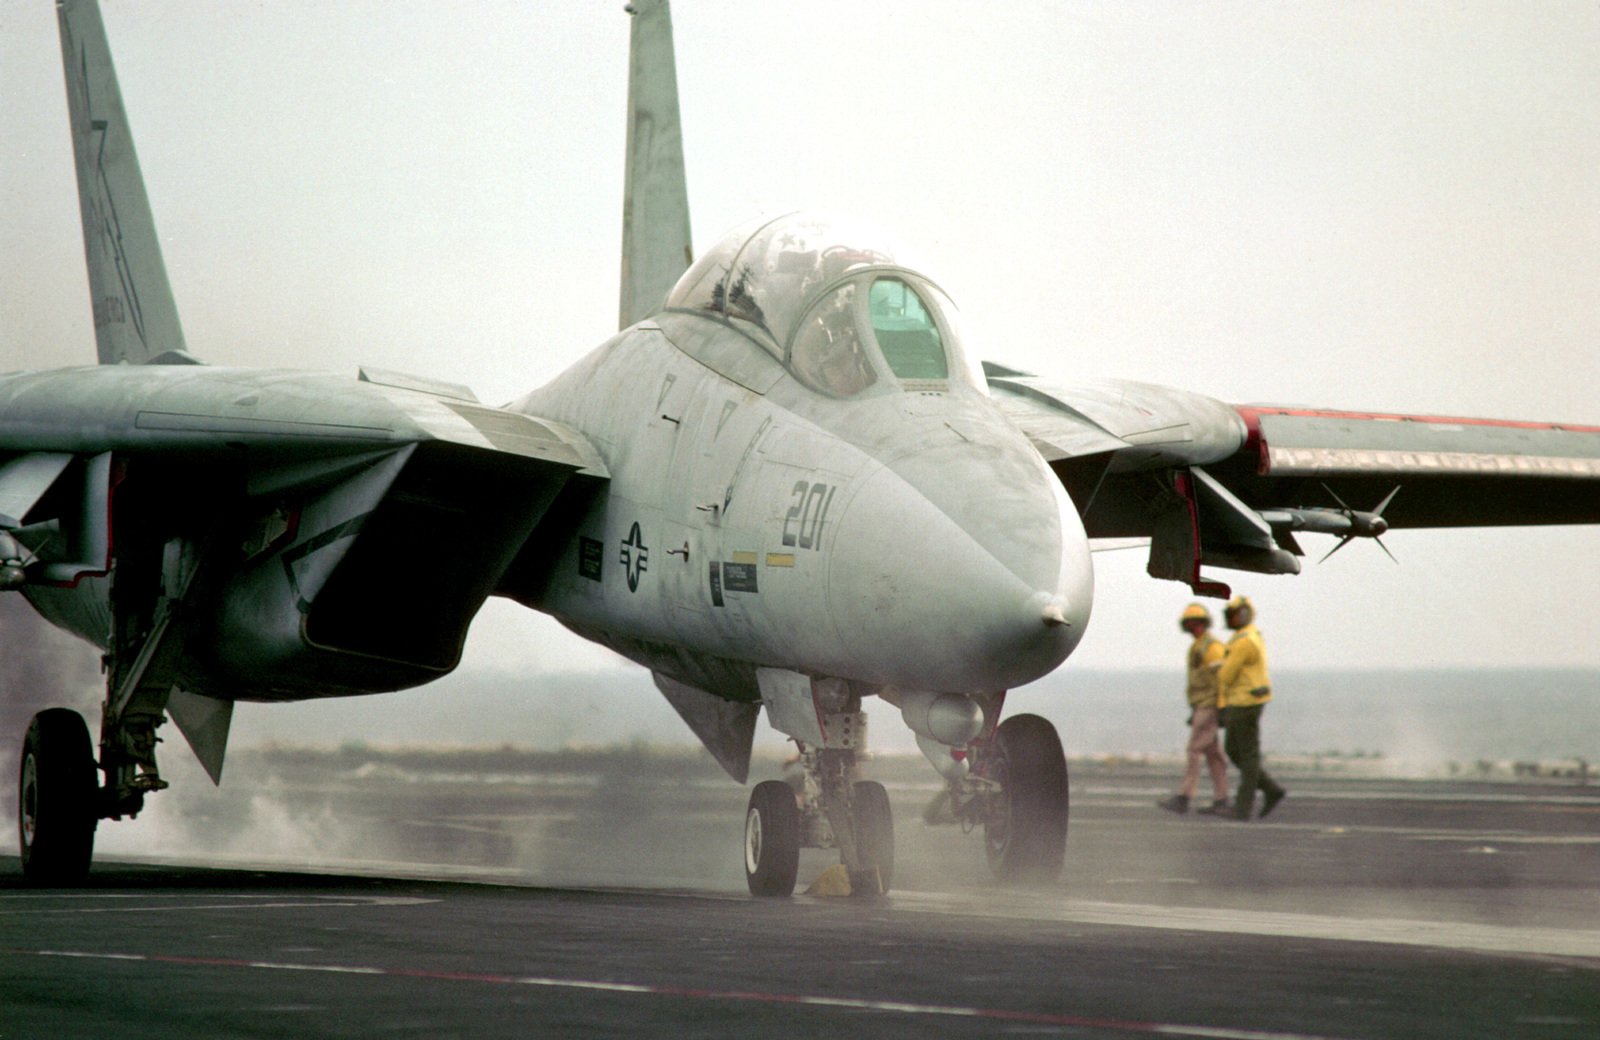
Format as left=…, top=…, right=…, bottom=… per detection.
left=1181, top=704, right=1230, bottom=801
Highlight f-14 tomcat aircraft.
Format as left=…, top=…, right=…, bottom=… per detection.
left=9, top=0, right=1599, bottom=893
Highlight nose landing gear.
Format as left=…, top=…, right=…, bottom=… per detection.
left=744, top=780, right=800, bottom=896
left=744, top=709, right=1067, bottom=897
left=743, top=743, right=894, bottom=898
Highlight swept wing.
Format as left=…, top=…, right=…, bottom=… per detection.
left=989, top=365, right=1600, bottom=596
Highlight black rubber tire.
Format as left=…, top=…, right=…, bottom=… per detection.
left=850, top=779, right=895, bottom=896
left=983, top=713, right=1068, bottom=885
left=744, top=779, right=800, bottom=897
left=18, top=708, right=99, bottom=885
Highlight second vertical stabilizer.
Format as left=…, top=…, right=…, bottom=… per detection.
left=58, top=0, right=191, bottom=365
left=619, top=0, right=692, bottom=331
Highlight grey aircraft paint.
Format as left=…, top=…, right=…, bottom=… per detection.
left=3, top=0, right=1597, bottom=891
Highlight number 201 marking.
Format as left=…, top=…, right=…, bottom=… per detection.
left=782, top=481, right=836, bottom=550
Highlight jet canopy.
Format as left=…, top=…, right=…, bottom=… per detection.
left=665, top=212, right=985, bottom=398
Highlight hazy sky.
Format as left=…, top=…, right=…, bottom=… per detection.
left=2, top=0, right=1597, bottom=691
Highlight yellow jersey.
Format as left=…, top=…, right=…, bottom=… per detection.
left=1219, top=623, right=1272, bottom=707
left=1186, top=633, right=1224, bottom=708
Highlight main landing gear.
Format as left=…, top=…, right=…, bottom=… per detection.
left=743, top=708, right=1067, bottom=897
left=974, top=714, right=1069, bottom=884
left=17, top=699, right=171, bottom=885
left=19, top=525, right=199, bottom=884
left=18, top=709, right=100, bottom=884
left=920, top=712, right=1069, bottom=885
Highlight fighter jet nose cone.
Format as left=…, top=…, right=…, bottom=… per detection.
left=822, top=434, right=1093, bottom=693
left=952, top=580, right=1086, bottom=690
left=1036, top=593, right=1072, bottom=628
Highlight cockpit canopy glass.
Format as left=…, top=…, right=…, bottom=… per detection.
left=667, top=213, right=895, bottom=349
left=788, top=282, right=876, bottom=397
left=870, top=278, right=947, bottom=381
left=665, top=212, right=984, bottom=398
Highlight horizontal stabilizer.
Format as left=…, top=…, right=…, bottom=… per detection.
left=359, top=367, right=480, bottom=403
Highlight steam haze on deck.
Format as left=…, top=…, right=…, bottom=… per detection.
left=0, top=599, right=101, bottom=757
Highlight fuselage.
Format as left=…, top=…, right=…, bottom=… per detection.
left=0, top=219, right=1093, bottom=710
left=513, top=215, right=1094, bottom=703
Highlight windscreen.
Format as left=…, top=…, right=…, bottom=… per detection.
left=665, top=213, right=985, bottom=396
left=869, top=278, right=948, bottom=381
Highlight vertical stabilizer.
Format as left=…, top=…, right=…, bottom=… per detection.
left=57, top=0, right=192, bottom=365
left=619, top=0, right=692, bottom=330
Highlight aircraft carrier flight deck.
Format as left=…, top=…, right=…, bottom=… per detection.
left=4, top=755, right=1596, bottom=1040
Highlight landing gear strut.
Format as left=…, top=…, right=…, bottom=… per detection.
left=16, top=697, right=176, bottom=884
left=18, top=709, right=99, bottom=884
left=743, top=679, right=1070, bottom=895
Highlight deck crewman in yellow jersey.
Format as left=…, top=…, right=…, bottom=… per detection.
left=1158, top=604, right=1231, bottom=815
left=1218, top=597, right=1287, bottom=820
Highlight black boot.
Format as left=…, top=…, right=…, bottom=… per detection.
left=1157, top=794, right=1189, bottom=814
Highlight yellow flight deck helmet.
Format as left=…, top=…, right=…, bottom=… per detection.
left=1224, top=595, right=1255, bottom=627
left=1179, top=603, right=1212, bottom=630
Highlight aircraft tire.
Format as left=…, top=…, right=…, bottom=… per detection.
left=983, top=713, right=1068, bottom=885
left=18, top=708, right=99, bottom=885
left=744, top=780, right=800, bottom=897
left=850, top=779, right=895, bottom=896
